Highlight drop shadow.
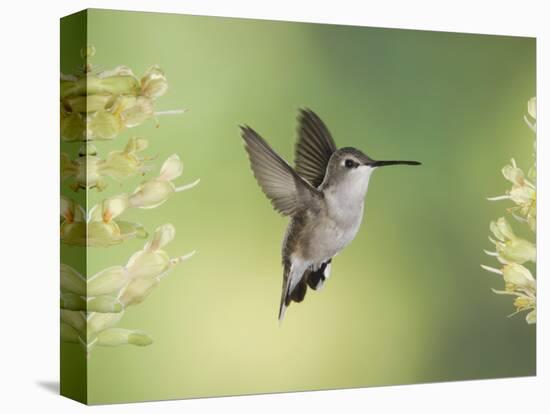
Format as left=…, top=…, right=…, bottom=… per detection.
left=36, top=380, right=59, bottom=395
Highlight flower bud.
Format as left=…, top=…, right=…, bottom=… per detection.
left=509, top=186, right=535, bottom=205
left=498, top=238, right=536, bottom=264
left=61, top=292, right=86, bottom=311
left=87, top=312, right=123, bottom=336
left=60, top=198, right=87, bottom=245
left=61, top=112, right=86, bottom=142
left=140, top=65, right=168, bottom=99
left=60, top=153, right=75, bottom=181
left=117, top=221, right=148, bottom=240
left=60, top=222, right=87, bottom=246
left=144, top=224, right=176, bottom=251
left=87, top=296, right=124, bottom=313
left=120, top=96, right=155, bottom=128
left=97, top=65, right=135, bottom=79
left=159, top=154, right=183, bottom=181
left=125, top=136, right=148, bottom=153
left=126, top=154, right=192, bottom=209
left=119, top=277, right=159, bottom=307
left=502, top=163, right=525, bottom=187
left=96, top=328, right=153, bottom=347
left=102, top=196, right=129, bottom=222
left=60, top=197, right=85, bottom=223
left=490, top=217, right=536, bottom=264
left=87, top=266, right=128, bottom=296
left=88, top=72, right=140, bottom=95
left=65, top=154, right=103, bottom=191
left=126, top=250, right=171, bottom=280
left=490, top=217, right=515, bottom=241
left=101, top=137, right=150, bottom=181
left=502, top=263, right=535, bottom=290
left=60, top=263, right=86, bottom=295
left=513, top=296, right=534, bottom=310
left=128, top=180, right=174, bottom=209
left=86, top=221, right=122, bottom=247
left=88, top=110, right=124, bottom=140
left=61, top=309, right=86, bottom=334
left=61, top=322, right=81, bottom=343
left=66, top=95, right=111, bottom=113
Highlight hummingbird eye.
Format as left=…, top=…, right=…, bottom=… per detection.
left=344, top=159, right=357, bottom=169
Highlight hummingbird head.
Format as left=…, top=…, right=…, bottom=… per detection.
left=321, top=147, right=421, bottom=197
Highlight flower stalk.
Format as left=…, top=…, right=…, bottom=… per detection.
left=481, top=97, right=536, bottom=324
left=60, top=47, right=197, bottom=353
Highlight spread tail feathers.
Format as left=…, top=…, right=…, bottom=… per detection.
left=278, top=259, right=332, bottom=322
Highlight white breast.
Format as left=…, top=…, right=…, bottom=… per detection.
left=313, top=166, right=373, bottom=260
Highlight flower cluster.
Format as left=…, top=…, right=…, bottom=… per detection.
left=60, top=46, right=181, bottom=142
left=487, top=159, right=536, bottom=232
left=104, top=154, right=200, bottom=213
left=61, top=225, right=194, bottom=350
left=60, top=154, right=198, bottom=247
left=60, top=47, right=197, bottom=352
left=481, top=98, right=536, bottom=324
left=61, top=137, right=153, bottom=191
left=60, top=194, right=147, bottom=247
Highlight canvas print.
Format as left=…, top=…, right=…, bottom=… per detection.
left=60, top=9, right=536, bottom=405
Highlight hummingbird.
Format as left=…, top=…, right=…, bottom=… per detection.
left=240, top=109, right=421, bottom=321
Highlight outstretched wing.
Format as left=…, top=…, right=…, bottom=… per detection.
left=294, top=109, right=337, bottom=188
left=241, top=126, right=321, bottom=216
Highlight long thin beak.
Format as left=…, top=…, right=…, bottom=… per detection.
left=371, top=160, right=421, bottom=167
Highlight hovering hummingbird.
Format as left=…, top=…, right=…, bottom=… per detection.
left=240, top=109, right=421, bottom=321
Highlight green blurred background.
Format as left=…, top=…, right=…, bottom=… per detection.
left=72, top=9, right=536, bottom=404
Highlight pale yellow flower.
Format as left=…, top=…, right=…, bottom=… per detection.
left=60, top=196, right=146, bottom=247
left=101, top=137, right=152, bottom=181
left=87, top=266, right=129, bottom=297
left=61, top=62, right=182, bottom=142
left=140, top=65, right=168, bottom=99
left=120, top=224, right=195, bottom=306
left=96, top=328, right=153, bottom=347
left=487, top=159, right=536, bottom=231
left=482, top=97, right=536, bottom=325
left=481, top=263, right=536, bottom=324
left=60, top=48, right=196, bottom=353
left=62, top=138, right=153, bottom=191
left=60, top=322, right=80, bottom=344
left=60, top=263, right=86, bottom=296
left=61, top=224, right=194, bottom=351
left=60, top=223, right=193, bottom=316
left=485, top=217, right=536, bottom=264
left=105, top=154, right=200, bottom=212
